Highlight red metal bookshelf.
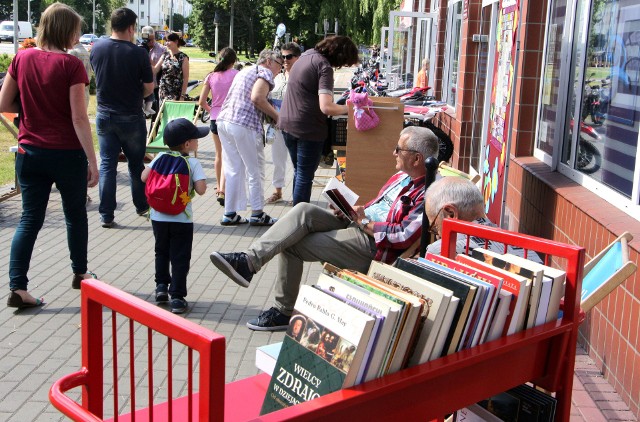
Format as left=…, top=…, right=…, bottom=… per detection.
left=50, top=218, right=584, bottom=421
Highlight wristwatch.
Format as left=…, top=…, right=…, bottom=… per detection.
left=359, top=218, right=370, bottom=231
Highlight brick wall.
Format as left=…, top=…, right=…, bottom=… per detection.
left=504, top=157, right=640, bottom=418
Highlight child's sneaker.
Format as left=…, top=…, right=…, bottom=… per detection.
left=170, top=297, right=188, bottom=314
left=143, top=102, right=156, bottom=117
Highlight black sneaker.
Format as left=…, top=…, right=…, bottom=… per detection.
left=101, top=217, right=115, bottom=228
left=155, top=284, right=169, bottom=303
left=209, top=252, right=253, bottom=287
left=246, top=307, right=291, bottom=331
left=170, top=297, right=188, bottom=314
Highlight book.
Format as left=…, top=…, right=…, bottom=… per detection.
left=478, top=391, right=521, bottom=422
left=260, top=285, right=376, bottom=415
left=423, top=253, right=503, bottom=347
left=472, top=248, right=543, bottom=330
left=315, top=273, right=399, bottom=381
left=327, top=267, right=413, bottom=374
left=313, top=284, right=384, bottom=384
left=456, top=403, right=505, bottom=421
left=322, top=177, right=359, bottom=221
left=486, top=289, right=513, bottom=342
left=256, top=342, right=282, bottom=375
left=367, top=260, right=456, bottom=366
left=456, top=254, right=530, bottom=336
left=474, top=249, right=564, bottom=327
left=395, top=258, right=477, bottom=355
left=509, top=384, right=557, bottom=422
left=339, top=269, right=424, bottom=373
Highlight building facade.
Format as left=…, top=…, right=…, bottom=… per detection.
left=391, top=0, right=640, bottom=417
left=125, top=0, right=192, bottom=30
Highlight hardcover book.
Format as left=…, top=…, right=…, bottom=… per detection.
left=315, top=273, right=397, bottom=381
left=260, top=285, right=375, bottom=415
left=256, top=342, right=282, bottom=375
left=463, top=252, right=532, bottom=334
left=395, top=258, right=477, bottom=356
left=367, top=260, right=457, bottom=366
left=423, top=253, right=503, bottom=347
left=322, top=177, right=359, bottom=221
left=472, top=248, right=543, bottom=330
left=339, top=269, right=423, bottom=373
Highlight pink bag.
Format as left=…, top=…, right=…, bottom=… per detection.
left=349, top=89, right=380, bottom=131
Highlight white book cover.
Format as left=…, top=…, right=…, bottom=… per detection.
left=430, top=295, right=460, bottom=360
left=368, top=261, right=454, bottom=366
left=474, top=248, right=544, bottom=330
left=482, top=251, right=565, bottom=325
left=315, top=273, right=399, bottom=382
left=255, top=342, right=282, bottom=375
left=457, top=403, right=505, bottom=421
left=535, top=277, right=553, bottom=326
left=322, top=177, right=359, bottom=221
left=485, top=289, right=513, bottom=342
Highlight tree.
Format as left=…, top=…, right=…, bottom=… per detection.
left=167, top=12, right=185, bottom=32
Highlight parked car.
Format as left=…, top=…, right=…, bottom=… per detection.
left=79, top=33, right=98, bottom=45
left=0, top=21, right=33, bottom=42
left=185, top=40, right=195, bottom=47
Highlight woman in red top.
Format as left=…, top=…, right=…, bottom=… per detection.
left=0, top=3, right=99, bottom=309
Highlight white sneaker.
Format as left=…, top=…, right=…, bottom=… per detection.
left=143, top=103, right=156, bottom=116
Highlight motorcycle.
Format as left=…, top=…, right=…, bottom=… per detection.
left=570, top=118, right=602, bottom=174
left=581, top=76, right=610, bottom=126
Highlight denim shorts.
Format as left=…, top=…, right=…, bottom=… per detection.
left=210, top=119, right=218, bottom=135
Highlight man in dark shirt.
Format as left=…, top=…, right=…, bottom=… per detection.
left=90, top=8, right=154, bottom=228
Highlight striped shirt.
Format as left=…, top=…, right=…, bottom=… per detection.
left=365, top=172, right=426, bottom=264
left=217, top=64, right=275, bottom=133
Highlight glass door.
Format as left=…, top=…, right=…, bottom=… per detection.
left=386, top=11, right=437, bottom=90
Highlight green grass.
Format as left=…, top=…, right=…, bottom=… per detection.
left=0, top=60, right=215, bottom=187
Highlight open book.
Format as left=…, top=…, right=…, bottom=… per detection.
left=323, top=177, right=359, bottom=221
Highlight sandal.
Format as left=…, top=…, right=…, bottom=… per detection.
left=216, top=191, right=225, bottom=206
left=266, top=191, right=283, bottom=204
left=220, top=214, right=248, bottom=226
left=7, top=291, right=45, bottom=309
left=249, top=212, right=278, bottom=226
left=72, top=271, right=98, bottom=290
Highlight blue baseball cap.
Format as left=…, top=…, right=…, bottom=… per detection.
left=163, top=118, right=210, bottom=147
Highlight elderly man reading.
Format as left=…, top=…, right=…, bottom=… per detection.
left=210, top=126, right=440, bottom=331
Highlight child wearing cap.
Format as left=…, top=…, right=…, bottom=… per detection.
left=141, top=118, right=208, bottom=314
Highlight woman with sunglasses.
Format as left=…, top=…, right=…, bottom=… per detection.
left=265, top=42, right=301, bottom=204
left=216, top=49, right=282, bottom=226
left=279, top=36, right=359, bottom=205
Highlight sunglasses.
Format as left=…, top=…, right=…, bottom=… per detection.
left=394, top=145, right=420, bottom=154
left=274, top=59, right=284, bottom=67
left=282, top=54, right=298, bottom=60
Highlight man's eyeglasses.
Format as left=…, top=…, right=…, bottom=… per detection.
left=274, top=59, right=284, bottom=67
left=283, top=54, right=298, bottom=60
left=428, top=207, right=444, bottom=238
left=394, top=145, right=420, bottom=154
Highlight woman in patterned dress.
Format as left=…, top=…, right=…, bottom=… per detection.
left=156, top=32, right=189, bottom=103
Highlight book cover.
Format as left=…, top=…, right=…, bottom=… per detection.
left=461, top=253, right=531, bottom=335
left=256, top=342, right=282, bottom=375
left=331, top=271, right=410, bottom=374
left=322, top=177, right=359, bottom=221
left=472, top=248, right=543, bottom=330
left=260, top=285, right=375, bottom=415
left=478, top=391, right=521, bottom=422
left=367, top=260, right=455, bottom=366
left=395, top=258, right=477, bottom=356
left=485, top=289, right=513, bottom=342
left=313, top=278, right=388, bottom=382
left=456, top=403, right=505, bottom=421
left=423, top=253, right=503, bottom=347
left=509, top=384, right=557, bottom=422
left=340, top=269, right=424, bottom=374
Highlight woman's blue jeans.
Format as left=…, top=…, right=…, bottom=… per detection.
left=283, top=132, right=324, bottom=205
left=9, top=144, right=89, bottom=291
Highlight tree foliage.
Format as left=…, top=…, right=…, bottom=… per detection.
left=189, top=0, right=399, bottom=53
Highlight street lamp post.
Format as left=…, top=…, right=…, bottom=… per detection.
left=214, top=11, right=220, bottom=55
left=92, top=0, right=95, bottom=34
left=229, top=0, right=234, bottom=48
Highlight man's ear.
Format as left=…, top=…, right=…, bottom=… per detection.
left=442, top=204, right=458, bottom=219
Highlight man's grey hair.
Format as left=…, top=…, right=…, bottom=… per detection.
left=425, top=177, right=484, bottom=220
left=401, top=126, right=439, bottom=160
left=257, top=49, right=283, bottom=65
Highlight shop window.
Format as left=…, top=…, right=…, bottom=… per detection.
left=537, top=0, right=640, bottom=218
left=141, top=11, right=144, bottom=19
left=442, top=0, right=463, bottom=107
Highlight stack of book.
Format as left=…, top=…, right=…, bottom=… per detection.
left=258, top=248, right=567, bottom=415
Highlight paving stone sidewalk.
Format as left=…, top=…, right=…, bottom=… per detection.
left=0, top=66, right=634, bottom=420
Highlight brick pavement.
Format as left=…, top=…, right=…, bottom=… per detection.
left=0, top=67, right=635, bottom=420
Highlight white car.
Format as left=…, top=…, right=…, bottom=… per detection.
left=79, top=33, right=98, bottom=45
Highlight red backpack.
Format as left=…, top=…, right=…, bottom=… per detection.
left=145, top=152, right=193, bottom=215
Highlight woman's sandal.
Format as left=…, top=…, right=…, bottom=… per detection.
left=266, top=191, right=283, bottom=204
left=216, top=191, right=225, bottom=206
left=220, top=214, right=248, bottom=226
left=71, top=271, right=98, bottom=290
left=7, top=291, right=44, bottom=309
